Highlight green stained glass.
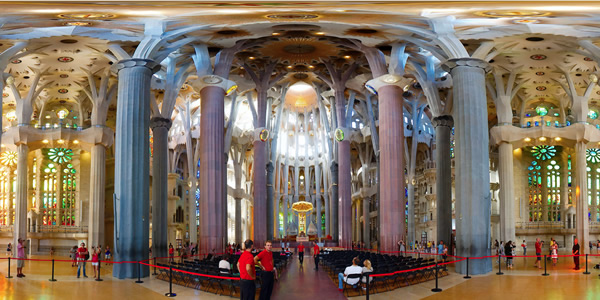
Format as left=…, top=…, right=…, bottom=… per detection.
left=47, top=148, right=73, bottom=164
left=589, top=110, right=599, bottom=120
left=536, top=106, right=548, bottom=116
left=587, top=149, right=600, bottom=163
left=531, top=145, right=556, bottom=160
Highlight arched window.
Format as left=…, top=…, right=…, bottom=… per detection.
left=586, top=149, right=600, bottom=222
left=0, top=151, right=17, bottom=225
left=42, top=148, right=77, bottom=226
left=528, top=146, right=561, bottom=222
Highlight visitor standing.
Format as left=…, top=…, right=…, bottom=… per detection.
left=168, top=244, right=174, bottom=263
left=92, top=247, right=100, bottom=279
left=104, top=246, right=111, bottom=265
left=77, top=242, right=88, bottom=278
left=313, top=242, right=320, bottom=271
left=399, top=241, right=406, bottom=257
left=70, top=246, right=78, bottom=267
left=298, top=243, right=305, bottom=266
left=522, top=240, right=527, bottom=256
left=6, top=242, right=11, bottom=256
left=534, top=238, right=542, bottom=269
left=237, top=239, right=256, bottom=300
left=255, top=240, right=275, bottom=300
left=551, top=241, right=558, bottom=266
left=504, top=240, right=513, bottom=269
left=573, top=238, right=580, bottom=270
left=16, top=238, right=26, bottom=278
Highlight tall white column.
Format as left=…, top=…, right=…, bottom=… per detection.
left=14, top=144, right=28, bottom=248
left=498, top=142, right=516, bottom=243
left=443, top=58, right=492, bottom=275
left=363, top=196, right=370, bottom=248
left=576, top=141, right=589, bottom=254
left=88, top=143, right=106, bottom=248
left=113, top=59, right=159, bottom=279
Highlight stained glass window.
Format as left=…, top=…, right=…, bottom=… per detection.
left=531, top=145, right=556, bottom=160
left=587, top=149, right=600, bottom=163
left=589, top=110, right=599, bottom=120
left=48, top=148, right=73, bottom=164
left=536, top=106, right=548, bottom=116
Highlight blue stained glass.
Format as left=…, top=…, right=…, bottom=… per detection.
left=535, top=121, right=539, bottom=126
left=527, top=121, right=531, bottom=127
left=532, top=161, right=537, bottom=165
left=528, top=166, right=534, bottom=170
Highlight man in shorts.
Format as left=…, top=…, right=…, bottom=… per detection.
left=16, top=238, right=26, bottom=278
left=534, top=238, right=543, bottom=269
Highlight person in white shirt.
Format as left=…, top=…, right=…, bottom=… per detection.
left=338, top=257, right=363, bottom=290
left=219, top=253, right=232, bottom=274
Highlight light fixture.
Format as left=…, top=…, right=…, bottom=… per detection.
left=524, top=137, right=531, bottom=142
left=315, top=32, right=325, bottom=35
left=554, top=137, right=561, bottom=141
left=249, top=56, right=255, bottom=60
left=272, top=32, right=280, bottom=36
left=57, top=139, right=64, bottom=144
left=287, top=65, right=293, bottom=69
left=539, top=137, right=547, bottom=141
left=343, top=55, right=351, bottom=59
left=73, top=140, right=79, bottom=144
left=42, top=139, right=49, bottom=144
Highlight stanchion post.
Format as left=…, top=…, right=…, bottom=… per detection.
left=542, top=255, right=549, bottom=276
left=49, top=259, right=57, bottom=281
left=496, top=255, right=503, bottom=275
left=6, top=257, right=12, bottom=278
left=96, top=258, right=103, bottom=281
left=153, top=257, right=158, bottom=275
left=165, top=264, right=177, bottom=297
left=431, top=261, right=442, bottom=292
left=463, top=257, right=471, bottom=279
left=135, top=261, right=144, bottom=283
left=584, top=254, right=590, bottom=275
left=365, top=273, right=370, bottom=300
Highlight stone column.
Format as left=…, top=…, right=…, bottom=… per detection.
left=330, top=162, right=339, bottom=241
left=378, top=84, right=405, bottom=252
left=351, top=201, right=356, bottom=243
left=88, top=143, right=107, bottom=248
left=561, top=154, right=569, bottom=228
left=443, top=58, right=491, bottom=275
left=150, top=117, right=171, bottom=259
left=14, top=144, right=28, bottom=247
left=335, top=92, right=352, bottom=249
left=235, top=197, right=242, bottom=243
left=576, top=141, right=589, bottom=254
left=498, top=141, right=516, bottom=243
left=113, top=59, right=159, bottom=279
left=199, top=85, right=225, bottom=255
left=433, top=115, right=453, bottom=250
left=266, top=162, right=275, bottom=241
left=56, top=164, right=63, bottom=226
left=363, top=196, right=370, bottom=249
left=357, top=199, right=363, bottom=244
left=542, top=172, right=549, bottom=221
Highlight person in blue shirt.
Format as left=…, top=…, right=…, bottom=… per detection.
left=438, top=240, right=444, bottom=261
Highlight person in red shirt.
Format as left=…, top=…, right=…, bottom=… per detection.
left=237, top=239, right=256, bottom=300
left=168, top=244, right=174, bottom=264
left=77, top=242, right=89, bottom=278
left=313, top=242, right=320, bottom=271
left=534, top=238, right=543, bottom=269
left=298, top=243, right=305, bottom=266
left=255, top=241, right=275, bottom=300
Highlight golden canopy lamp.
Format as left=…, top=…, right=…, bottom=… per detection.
left=291, top=200, right=313, bottom=236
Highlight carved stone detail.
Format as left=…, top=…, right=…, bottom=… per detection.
left=432, top=115, right=454, bottom=128
left=116, top=58, right=161, bottom=73
left=442, top=58, right=491, bottom=73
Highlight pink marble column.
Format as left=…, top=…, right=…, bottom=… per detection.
left=378, top=85, right=405, bottom=252
left=253, top=89, right=268, bottom=247
left=199, top=86, right=225, bottom=254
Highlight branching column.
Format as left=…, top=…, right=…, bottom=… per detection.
left=88, top=143, right=107, bottom=248
left=14, top=143, right=28, bottom=248
left=378, top=84, right=405, bottom=252
left=199, top=85, right=226, bottom=254
left=498, top=141, right=515, bottom=243
left=151, top=117, right=171, bottom=259
left=443, top=58, right=491, bottom=275
left=113, top=59, right=159, bottom=279
left=576, top=141, right=589, bottom=254
left=433, top=115, right=453, bottom=249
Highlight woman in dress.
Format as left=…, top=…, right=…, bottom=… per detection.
left=70, top=245, right=78, bottom=267
left=551, top=241, right=558, bottom=266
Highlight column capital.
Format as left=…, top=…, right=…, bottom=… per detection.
left=432, top=115, right=454, bottom=128
left=190, top=75, right=237, bottom=94
left=116, top=58, right=161, bottom=73
left=150, top=116, right=172, bottom=130
left=442, top=58, right=491, bottom=73
left=365, top=74, right=413, bottom=95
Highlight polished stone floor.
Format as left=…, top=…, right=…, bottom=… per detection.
left=2, top=252, right=600, bottom=299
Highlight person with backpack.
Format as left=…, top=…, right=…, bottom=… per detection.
left=77, top=242, right=89, bottom=278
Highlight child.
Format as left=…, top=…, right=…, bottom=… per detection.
left=104, top=246, right=111, bottom=265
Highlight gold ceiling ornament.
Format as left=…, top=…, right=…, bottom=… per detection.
left=475, top=11, right=551, bottom=18
left=260, top=37, right=340, bottom=64
left=0, top=151, right=17, bottom=167
left=265, top=13, right=321, bottom=20
left=291, top=200, right=313, bottom=213
left=57, top=13, right=116, bottom=19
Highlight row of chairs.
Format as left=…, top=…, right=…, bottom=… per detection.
left=320, top=250, right=448, bottom=297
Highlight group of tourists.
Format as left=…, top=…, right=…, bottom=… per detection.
left=69, top=243, right=110, bottom=279
left=167, top=242, right=197, bottom=263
